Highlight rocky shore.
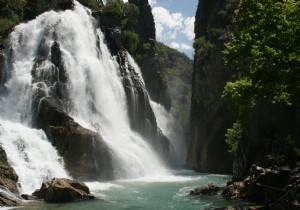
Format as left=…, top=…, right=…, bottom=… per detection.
left=190, top=158, right=300, bottom=209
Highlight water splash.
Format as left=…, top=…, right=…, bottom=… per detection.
left=0, top=0, right=168, bottom=193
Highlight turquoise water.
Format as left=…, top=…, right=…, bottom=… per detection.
left=18, top=170, right=243, bottom=210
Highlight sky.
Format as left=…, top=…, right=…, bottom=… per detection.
left=149, top=0, right=198, bottom=59
left=123, top=0, right=198, bottom=59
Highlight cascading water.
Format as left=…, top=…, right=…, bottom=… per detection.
left=126, top=53, right=186, bottom=166
left=0, top=0, right=169, bottom=195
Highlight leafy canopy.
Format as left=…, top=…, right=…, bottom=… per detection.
left=223, top=0, right=300, bottom=116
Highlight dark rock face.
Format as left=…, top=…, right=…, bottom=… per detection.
left=190, top=184, right=220, bottom=196
left=224, top=164, right=300, bottom=209
left=117, top=51, right=170, bottom=159
left=0, top=51, right=4, bottom=85
left=128, top=0, right=171, bottom=111
left=25, top=0, right=74, bottom=19
left=29, top=39, right=113, bottom=180
left=37, top=97, right=113, bottom=180
left=0, top=146, right=21, bottom=207
left=233, top=101, right=300, bottom=182
left=187, top=0, right=235, bottom=174
left=104, top=28, right=123, bottom=54
left=128, top=0, right=155, bottom=44
left=32, top=178, right=96, bottom=202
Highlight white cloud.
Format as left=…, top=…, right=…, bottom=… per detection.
left=170, top=42, right=193, bottom=51
left=183, top=17, right=195, bottom=40
left=149, top=0, right=157, bottom=6
left=152, top=7, right=195, bottom=41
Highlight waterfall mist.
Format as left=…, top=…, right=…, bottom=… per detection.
left=0, top=1, right=179, bottom=194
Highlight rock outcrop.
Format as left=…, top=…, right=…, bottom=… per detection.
left=37, top=97, right=114, bottom=180
left=223, top=163, right=300, bottom=209
left=233, top=101, right=300, bottom=182
left=128, top=0, right=171, bottom=111
left=190, top=184, right=220, bottom=196
left=32, top=178, right=96, bottom=202
left=187, top=0, right=235, bottom=174
left=0, top=146, right=21, bottom=207
left=117, top=51, right=170, bottom=159
left=21, top=39, right=112, bottom=180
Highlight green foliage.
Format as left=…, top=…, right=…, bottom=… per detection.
left=142, top=43, right=151, bottom=51
left=103, top=0, right=139, bottom=29
left=193, top=37, right=214, bottom=63
left=122, top=3, right=139, bottom=29
left=284, top=135, right=300, bottom=162
left=78, top=0, right=102, bottom=12
left=156, top=42, right=193, bottom=125
left=0, top=0, right=25, bottom=46
left=123, top=30, right=139, bottom=54
left=225, top=121, right=242, bottom=154
left=103, top=0, right=123, bottom=27
left=223, top=0, right=300, bottom=116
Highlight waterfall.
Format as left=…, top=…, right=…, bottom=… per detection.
left=0, top=0, right=168, bottom=194
left=126, top=55, right=186, bottom=166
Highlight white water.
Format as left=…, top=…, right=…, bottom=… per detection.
left=150, top=101, right=186, bottom=166
left=0, top=0, right=169, bottom=196
left=126, top=53, right=186, bottom=166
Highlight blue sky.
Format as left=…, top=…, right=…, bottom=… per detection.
left=123, top=0, right=198, bottom=59
left=150, top=0, right=198, bottom=59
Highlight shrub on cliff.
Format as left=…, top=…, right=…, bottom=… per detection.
left=0, top=0, right=25, bottom=47
left=123, top=30, right=139, bottom=54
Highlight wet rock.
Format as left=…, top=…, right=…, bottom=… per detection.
left=0, top=146, right=21, bottom=207
left=32, top=178, right=96, bottom=203
left=21, top=194, right=37, bottom=201
left=116, top=51, right=170, bottom=160
left=190, top=183, right=220, bottom=196
left=0, top=147, right=18, bottom=194
left=51, top=41, right=68, bottom=83
left=37, top=97, right=114, bottom=180
left=105, top=28, right=123, bottom=54
left=223, top=164, right=300, bottom=209
left=222, top=182, right=245, bottom=199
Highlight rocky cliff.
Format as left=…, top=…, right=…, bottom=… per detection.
left=187, top=0, right=236, bottom=174
left=189, top=0, right=300, bottom=183
left=155, top=42, right=193, bottom=127
left=128, top=0, right=172, bottom=111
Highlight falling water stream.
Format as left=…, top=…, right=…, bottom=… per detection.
left=0, top=2, right=243, bottom=209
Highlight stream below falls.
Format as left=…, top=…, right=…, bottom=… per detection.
left=17, top=170, right=245, bottom=210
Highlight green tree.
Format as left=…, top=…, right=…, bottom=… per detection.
left=122, top=3, right=139, bottom=29
left=103, top=0, right=124, bottom=27
left=223, top=0, right=300, bottom=153
left=0, top=0, right=26, bottom=46
left=223, top=0, right=300, bottom=117
left=123, top=30, right=139, bottom=54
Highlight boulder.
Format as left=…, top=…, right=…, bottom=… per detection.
left=32, top=178, right=95, bottom=203
left=190, top=183, right=220, bottom=196
left=222, top=181, right=245, bottom=199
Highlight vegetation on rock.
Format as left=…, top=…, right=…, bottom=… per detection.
left=155, top=42, right=193, bottom=125
left=0, top=0, right=25, bottom=47
left=223, top=0, right=300, bottom=157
